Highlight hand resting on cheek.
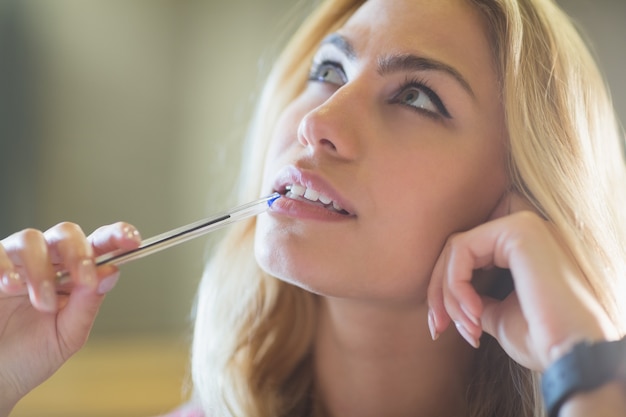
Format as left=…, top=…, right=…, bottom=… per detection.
left=427, top=192, right=620, bottom=371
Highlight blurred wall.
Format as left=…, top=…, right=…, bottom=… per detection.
left=0, top=0, right=309, bottom=338
left=0, top=0, right=624, bottom=341
left=4, top=2, right=623, bottom=415
left=558, top=0, right=626, bottom=126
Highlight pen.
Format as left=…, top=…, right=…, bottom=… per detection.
left=55, top=192, right=281, bottom=288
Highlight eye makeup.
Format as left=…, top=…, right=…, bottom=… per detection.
left=389, top=75, right=452, bottom=119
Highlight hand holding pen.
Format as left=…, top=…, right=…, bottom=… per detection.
left=54, top=192, right=280, bottom=290
left=2, top=192, right=279, bottom=306
left=0, top=193, right=279, bottom=410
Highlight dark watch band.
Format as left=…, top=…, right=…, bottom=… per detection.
left=541, top=337, right=626, bottom=417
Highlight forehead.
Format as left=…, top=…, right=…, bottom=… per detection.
left=339, top=0, right=496, bottom=97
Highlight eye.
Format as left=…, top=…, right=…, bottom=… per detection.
left=308, top=61, right=347, bottom=87
left=396, top=88, right=437, bottom=112
left=390, top=79, right=451, bottom=119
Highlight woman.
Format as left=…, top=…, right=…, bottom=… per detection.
left=1, top=0, right=625, bottom=416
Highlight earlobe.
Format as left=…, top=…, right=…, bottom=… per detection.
left=487, top=190, right=513, bottom=221
left=487, top=189, right=540, bottom=222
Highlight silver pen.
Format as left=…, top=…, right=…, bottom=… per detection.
left=55, top=192, right=280, bottom=288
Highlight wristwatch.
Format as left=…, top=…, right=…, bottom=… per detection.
left=541, top=337, right=626, bottom=417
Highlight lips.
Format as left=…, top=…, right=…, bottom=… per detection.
left=273, top=166, right=355, bottom=216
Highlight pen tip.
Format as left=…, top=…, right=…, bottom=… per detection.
left=268, top=193, right=281, bottom=207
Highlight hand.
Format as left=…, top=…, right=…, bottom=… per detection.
left=0, top=222, right=141, bottom=413
left=427, top=193, right=619, bottom=371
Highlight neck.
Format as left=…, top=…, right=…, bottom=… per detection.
left=313, top=296, right=476, bottom=417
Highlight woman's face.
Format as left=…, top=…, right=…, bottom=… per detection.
left=255, top=0, right=507, bottom=305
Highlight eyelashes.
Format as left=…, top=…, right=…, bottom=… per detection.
left=308, top=59, right=452, bottom=120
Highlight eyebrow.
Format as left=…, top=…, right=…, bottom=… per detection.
left=320, top=33, right=475, bottom=99
left=321, top=33, right=357, bottom=60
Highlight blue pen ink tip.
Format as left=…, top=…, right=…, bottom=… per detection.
left=268, top=193, right=281, bottom=207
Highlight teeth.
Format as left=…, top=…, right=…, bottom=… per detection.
left=303, top=187, right=319, bottom=201
left=285, top=183, right=345, bottom=213
left=289, top=184, right=306, bottom=197
left=319, top=194, right=332, bottom=205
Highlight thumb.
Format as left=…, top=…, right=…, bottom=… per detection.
left=480, top=293, right=527, bottom=341
left=55, top=270, right=120, bottom=357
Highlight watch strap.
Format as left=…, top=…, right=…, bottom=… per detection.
left=541, top=337, right=626, bottom=417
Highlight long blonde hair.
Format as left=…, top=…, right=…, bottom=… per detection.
left=190, top=0, right=626, bottom=416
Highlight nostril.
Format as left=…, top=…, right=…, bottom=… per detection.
left=319, top=138, right=337, bottom=151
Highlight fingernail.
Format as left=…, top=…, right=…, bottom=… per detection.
left=455, top=321, right=480, bottom=349
left=461, top=304, right=481, bottom=327
left=428, top=309, right=439, bottom=341
left=78, top=259, right=97, bottom=290
left=1, top=270, right=23, bottom=288
left=97, top=272, right=120, bottom=295
left=38, top=281, right=57, bottom=312
left=122, top=225, right=141, bottom=241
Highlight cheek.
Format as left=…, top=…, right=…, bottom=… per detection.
left=439, top=153, right=507, bottom=223
left=261, top=97, right=311, bottom=191
left=368, top=145, right=508, bottom=275
left=429, top=148, right=508, bottom=234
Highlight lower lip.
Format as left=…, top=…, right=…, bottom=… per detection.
left=269, top=196, right=354, bottom=221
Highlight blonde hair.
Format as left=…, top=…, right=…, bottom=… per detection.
left=190, top=0, right=626, bottom=416
left=191, top=2, right=362, bottom=416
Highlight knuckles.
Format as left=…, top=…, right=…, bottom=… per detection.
left=49, top=222, right=85, bottom=239
left=445, top=210, right=548, bottom=246
left=437, top=210, right=552, bottom=267
left=503, top=210, right=553, bottom=245
left=506, top=210, right=546, bottom=229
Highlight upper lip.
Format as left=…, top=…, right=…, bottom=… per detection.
left=272, top=165, right=356, bottom=215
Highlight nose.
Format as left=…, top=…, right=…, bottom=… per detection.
left=297, top=86, right=362, bottom=160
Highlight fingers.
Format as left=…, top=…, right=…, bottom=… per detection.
left=0, top=244, right=26, bottom=295
left=52, top=222, right=140, bottom=352
left=427, top=251, right=447, bottom=341
left=480, top=292, right=525, bottom=343
left=1, top=228, right=62, bottom=312
left=88, top=222, right=141, bottom=256
left=86, top=222, right=141, bottom=282
left=428, top=190, right=614, bottom=371
left=428, top=191, right=542, bottom=348
left=0, top=222, right=141, bottom=313
left=428, top=232, right=488, bottom=348
left=427, top=208, right=580, bottom=354
left=56, top=270, right=121, bottom=352
left=45, top=222, right=98, bottom=292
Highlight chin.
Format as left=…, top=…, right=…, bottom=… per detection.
left=255, top=245, right=317, bottom=291
left=254, top=219, right=431, bottom=302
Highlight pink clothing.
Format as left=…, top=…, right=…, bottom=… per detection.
left=158, top=404, right=205, bottom=417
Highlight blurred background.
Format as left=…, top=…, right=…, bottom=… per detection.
left=0, top=0, right=624, bottom=416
